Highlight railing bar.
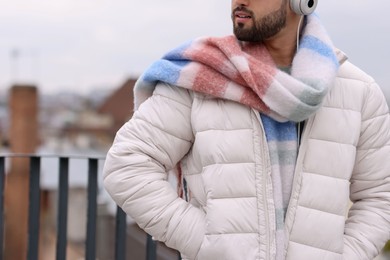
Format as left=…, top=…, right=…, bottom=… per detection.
left=85, top=158, right=98, bottom=260
left=27, top=157, right=41, bottom=260
left=0, top=153, right=106, bottom=160
left=146, top=234, right=157, bottom=260
left=56, top=158, right=69, bottom=260
left=115, top=206, right=126, bottom=260
left=0, top=157, right=5, bottom=260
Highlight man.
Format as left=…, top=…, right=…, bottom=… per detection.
left=103, top=0, right=390, bottom=259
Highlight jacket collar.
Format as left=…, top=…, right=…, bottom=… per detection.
left=335, top=48, right=348, bottom=65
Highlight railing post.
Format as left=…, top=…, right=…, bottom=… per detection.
left=56, top=157, right=69, bottom=260
left=115, top=206, right=126, bottom=260
left=0, top=157, right=5, bottom=260
left=85, top=158, right=98, bottom=260
left=27, top=156, right=41, bottom=260
left=146, top=234, right=157, bottom=260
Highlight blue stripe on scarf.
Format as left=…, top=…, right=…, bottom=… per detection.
left=260, top=114, right=297, bottom=141
left=300, top=35, right=338, bottom=66
left=141, top=59, right=191, bottom=84
left=163, top=40, right=192, bottom=60
left=142, top=40, right=193, bottom=84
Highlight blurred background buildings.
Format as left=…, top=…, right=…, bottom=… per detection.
left=0, top=80, right=180, bottom=259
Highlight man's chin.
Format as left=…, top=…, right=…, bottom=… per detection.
left=233, top=29, right=253, bottom=42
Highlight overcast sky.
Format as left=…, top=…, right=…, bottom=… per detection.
left=0, top=0, right=389, bottom=99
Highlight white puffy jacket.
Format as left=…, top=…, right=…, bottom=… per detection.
left=103, top=57, right=390, bottom=260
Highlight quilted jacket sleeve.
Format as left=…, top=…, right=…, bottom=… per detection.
left=343, top=82, right=390, bottom=260
left=103, top=82, right=205, bottom=259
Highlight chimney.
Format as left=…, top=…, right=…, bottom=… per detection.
left=5, top=85, right=39, bottom=259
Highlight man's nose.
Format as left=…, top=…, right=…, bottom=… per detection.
left=233, top=0, right=249, bottom=7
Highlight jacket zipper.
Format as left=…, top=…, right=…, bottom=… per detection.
left=284, top=116, right=314, bottom=253
left=262, top=145, right=272, bottom=260
left=255, top=111, right=273, bottom=260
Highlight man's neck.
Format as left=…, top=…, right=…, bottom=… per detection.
left=264, top=15, right=303, bottom=67
left=264, top=39, right=296, bottom=67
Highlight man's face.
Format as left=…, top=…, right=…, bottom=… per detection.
left=232, top=0, right=287, bottom=42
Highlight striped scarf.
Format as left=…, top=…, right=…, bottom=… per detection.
left=133, top=14, right=338, bottom=259
left=134, top=14, right=339, bottom=123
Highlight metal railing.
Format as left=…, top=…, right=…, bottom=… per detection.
left=1, top=154, right=388, bottom=259
left=0, top=154, right=174, bottom=260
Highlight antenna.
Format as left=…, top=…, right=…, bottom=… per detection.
left=10, top=48, right=20, bottom=84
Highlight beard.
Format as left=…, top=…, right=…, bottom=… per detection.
left=232, top=2, right=287, bottom=42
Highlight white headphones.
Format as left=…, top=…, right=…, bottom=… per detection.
left=290, top=0, right=318, bottom=15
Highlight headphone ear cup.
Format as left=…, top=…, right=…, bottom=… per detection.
left=290, top=0, right=318, bottom=15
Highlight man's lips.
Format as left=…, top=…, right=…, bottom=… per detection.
left=234, top=10, right=252, bottom=23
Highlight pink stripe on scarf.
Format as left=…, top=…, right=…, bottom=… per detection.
left=184, top=36, right=277, bottom=110
left=192, top=66, right=229, bottom=96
